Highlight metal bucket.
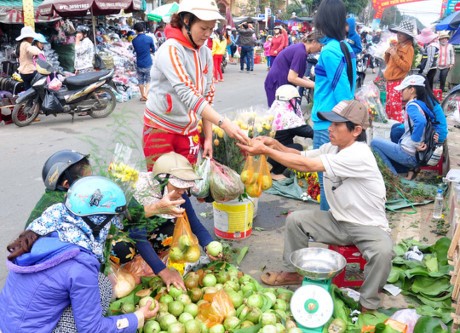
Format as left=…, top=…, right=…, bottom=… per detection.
left=290, top=247, right=346, bottom=281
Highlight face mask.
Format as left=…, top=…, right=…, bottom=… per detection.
left=440, top=40, right=448, bottom=45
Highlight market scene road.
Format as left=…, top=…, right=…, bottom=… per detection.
left=2, top=0, right=460, bottom=331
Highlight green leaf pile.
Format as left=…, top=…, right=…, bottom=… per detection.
left=387, top=237, right=453, bottom=323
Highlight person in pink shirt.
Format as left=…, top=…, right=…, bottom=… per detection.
left=264, top=35, right=272, bottom=69
left=437, top=31, right=455, bottom=92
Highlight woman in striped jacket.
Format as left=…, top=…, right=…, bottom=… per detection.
left=143, top=0, right=248, bottom=171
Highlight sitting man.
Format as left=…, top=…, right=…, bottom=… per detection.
left=238, top=100, right=393, bottom=311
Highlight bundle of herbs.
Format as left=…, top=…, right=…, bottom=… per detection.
left=374, top=153, right=436, bottom=203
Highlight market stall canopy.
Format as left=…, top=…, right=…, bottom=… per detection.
left=147, top=2, right=179, bottom=23
left=37, top=0, right=142, bottom=17
left=0, top=0, right=60, bottom=24
left=436, top=11, right=460, bottom=31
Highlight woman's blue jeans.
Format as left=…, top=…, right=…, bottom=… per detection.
left=370, top=137, right=418, bottom=174
left=313, top=129, right=330, bottom=211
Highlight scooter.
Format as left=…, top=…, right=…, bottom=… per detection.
left=12, top=59, right=117, bottom=127
left=356, top=53, right=367, bottom=89
left=442, top=84, right=460, bottom=117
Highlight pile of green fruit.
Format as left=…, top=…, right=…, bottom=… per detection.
left=109, top=262, right=301, bottom=333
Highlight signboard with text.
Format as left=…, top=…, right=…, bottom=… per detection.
left=23, top=0, right=35, bottom=28
left=372, top=0, right=428, bottom=18
left=446, top=0, right=460, bottom=15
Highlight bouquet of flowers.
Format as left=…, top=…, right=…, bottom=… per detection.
left=355, top=82, right=388, bottom=124
left=107, top=143, right=140, bottom=204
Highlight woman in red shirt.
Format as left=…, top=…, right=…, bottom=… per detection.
left=269, top=26, right=284, bottom=66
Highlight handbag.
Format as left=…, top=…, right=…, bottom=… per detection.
left=93, top=53, right=106, bottom=70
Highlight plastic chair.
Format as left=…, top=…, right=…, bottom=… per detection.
left=420, top=155, right=444, bottom=176
left=328, top=245, right=366, bottom=288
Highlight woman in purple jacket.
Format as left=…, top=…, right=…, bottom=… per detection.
left=0, top=176, right=158, bottom=333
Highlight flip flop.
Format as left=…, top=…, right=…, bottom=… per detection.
left=261, top=271, right=302, bottom=286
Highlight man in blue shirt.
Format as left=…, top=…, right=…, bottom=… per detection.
left=132, top=22, right=155, bottom=102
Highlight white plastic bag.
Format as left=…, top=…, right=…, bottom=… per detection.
left=389, top=309, right=420, bottom=333
left=191, top=157, right=211, bottom=198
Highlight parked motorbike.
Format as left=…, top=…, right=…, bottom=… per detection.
left=12, top=59, right=117, bottom=127
left=442, top=84, right=460, bottom=117
left=356, top=53, right=367, bottom=89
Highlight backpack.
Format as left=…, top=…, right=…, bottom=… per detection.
left=408, top=102, right=438, bottom=167
left=418, top=45, right=439, bottom=72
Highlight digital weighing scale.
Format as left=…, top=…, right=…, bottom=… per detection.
left=289, top=248, right=347, bottom=333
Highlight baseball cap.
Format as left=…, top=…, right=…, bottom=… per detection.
left=318, top=100, right=370, bottom=129
left=178, top=0, right=225, bottom=21
left=169, top=175, right=196, bottom=189
left=152, top=152, right=201, bottom=181
left=394, top=75, right=425, bottom=91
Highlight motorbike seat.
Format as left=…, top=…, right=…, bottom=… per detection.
left=64, top=70, right=111, bottom=88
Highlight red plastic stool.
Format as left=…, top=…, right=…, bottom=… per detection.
left=420, top=155, right=444, bottom=176
left=328, top=245, right=366, bottom=288
left=433, top=89, right=443, bottom=101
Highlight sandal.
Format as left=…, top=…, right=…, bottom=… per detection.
left=260, top=271, right=303, bottom=286
left=406, top=168, right=421, bottom=181
left=140, top=97, right=147, bottom=102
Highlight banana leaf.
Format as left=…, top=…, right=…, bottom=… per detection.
left=417, top=306, right=454, bottom=324
left=411, top=276, right=451, bottom=296
left=387, top=266, right=406, bottom=284
left=428, top=237, right=451, bottom=267
left=413, top=315, right=449, bottom=332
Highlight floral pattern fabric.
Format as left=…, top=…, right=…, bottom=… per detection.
left=385, top=80, right=404, bottom=123
left=74, top=38, right=94, bottom=71
left=27, top=203, right=123, bottom=262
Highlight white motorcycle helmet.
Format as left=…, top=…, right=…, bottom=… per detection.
left=275, top=84, right=300, bottom=101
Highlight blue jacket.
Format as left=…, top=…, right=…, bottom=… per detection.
left=132, top=33, right=155, bottom=69
left=312, top=38, right=357, bottom=131
left=0, top=234, right=139, bottom=333
left=346, top=18, right=362, bottom=55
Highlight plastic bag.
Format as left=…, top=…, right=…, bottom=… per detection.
left=389, top=309, right=420, bottom=333
left=240, top=155, right=272, bottom=198
left=107, top=262, right=136, bottom=299
left=354, top=81, right=387, bottom=123
left=209, top=159, right=244, bottom=202
left=191, top=157, right=211, bottom=198
left=48, top=77, right=62, bottom=91
left=123, top=255, right=155, bottom=284
left=197, top=290, right=235, bottom=327
left=42, top=90, right=63, bottom=114
left=169, top=213, right=200, bottom=264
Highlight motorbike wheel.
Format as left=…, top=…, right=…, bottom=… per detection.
left=88, top=87, right=116, bottom=119
left=441, top=90, right=460, bottom=116
left=12, top=98, right=40, bottom=127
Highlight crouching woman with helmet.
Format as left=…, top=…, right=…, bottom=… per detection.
left=112, top=152, right=221, bottom=290
left=0, top=176, right=159, bottom=333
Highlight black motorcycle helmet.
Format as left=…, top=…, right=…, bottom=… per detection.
left=42, top=150, right=90, bottom=191
left=76, top=25, right=90, bottom=35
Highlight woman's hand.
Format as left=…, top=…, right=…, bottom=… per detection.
left=221, top=119, right=250, bottom=145
left=255, top=136, right=279, bottom=149
left=205, top=246, right=223, bottom=261
left=203, top=138, right=213, bottom=159
left=138, top=300, right=160, bottom=320
left=416, top=142, right=427, bottom=151
left=388, top=47, right=397, bottom=56
left=237, top=138, right=268, bottom=155
left=158, top=267, right=186, bottom=291
left=144, top=190, right=185, bottom=218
